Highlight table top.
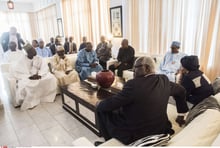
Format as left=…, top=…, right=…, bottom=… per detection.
left=62, top=77, right=125, bottom=107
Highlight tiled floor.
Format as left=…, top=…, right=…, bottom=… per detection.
left=0, top=71, right=100, bottom=146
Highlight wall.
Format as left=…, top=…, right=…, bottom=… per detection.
left=110, top=0, right=124, bottom=58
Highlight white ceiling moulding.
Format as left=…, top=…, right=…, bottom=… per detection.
left=0, top=0, right=58, bottom=12
left=33, top=0, right=58, bottom=12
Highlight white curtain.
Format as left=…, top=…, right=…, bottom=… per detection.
left=30, top=5, right=58, bottom=43
left=0, top=12, right=32, bottom=42
left=125, top=0, right=220, bottom=81
left=62, top=0, right=110, bottom=48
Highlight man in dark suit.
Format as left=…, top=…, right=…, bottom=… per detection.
left=96, top=56, right=189, bottom=145
left=1, top=27, right=25, bottom=52
left=79, top=36, right=87, bottom=51
left=64, top=36, right=77, bottom=54
left=109, top=39, right=135, bottom=77
left=46, top=37, right=54, bottom=47
left=50, top=36, right=62, bottom=55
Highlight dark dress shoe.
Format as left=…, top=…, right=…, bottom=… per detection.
left=94, top=141, right=104, bottom=146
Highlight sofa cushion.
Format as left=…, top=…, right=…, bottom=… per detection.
left=168, top=109, right=220, bottom=146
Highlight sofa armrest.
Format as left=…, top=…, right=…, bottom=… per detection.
left=106, top=58, right=118, bottom=70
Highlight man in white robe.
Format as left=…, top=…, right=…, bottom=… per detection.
left=159, top=41, right=187, bottom=82
left=51, top=46, right=79, bottom=86
left=10, top=43, right=57, bottom=110
left=4, top=41, right=24, bottom=63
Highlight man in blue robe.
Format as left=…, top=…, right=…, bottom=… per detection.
left=159, top=41, right=186, bottom=82
left=35, top=39, right=52, bottom=57
left=76, top=42, right=103, bottom=80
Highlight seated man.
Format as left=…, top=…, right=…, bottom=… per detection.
left=51, top=46, right=79, bottom=86
left=96, top=35, right=112, bottom=69
left=64, top=36, right=77, bottom=54
left=32, top=39, right=39, bottom=49
left=109, top=39, right=135, bottom=77
left=46, top=37, right=54, bottom=47
left=4, top=41, right=24, bottom=63
left=76, top=42, right=103, bottom=80
left=50, top=36, right=62, bottom=55
left=178, top=55, right=214, bottom=107
left=79, top=36, right=87, bottom=51
left=96, top=56, right=189, bottom=145
left=10, top=43, right=57, bottom=110
left=160, top=41, right=186, bottom=82
left=36, top=38, right=52, bottom=57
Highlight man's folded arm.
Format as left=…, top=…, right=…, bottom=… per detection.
left=96, top=81, right=134, bottom=112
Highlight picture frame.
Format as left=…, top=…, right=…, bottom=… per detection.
left=110, top=6, right=123, bottom=37
left=57, top=18, right=64, bottom=37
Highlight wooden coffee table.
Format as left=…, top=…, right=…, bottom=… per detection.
left=60, top=77, right=124, bottom=136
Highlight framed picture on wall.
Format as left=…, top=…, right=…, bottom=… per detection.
left=57, top=18, right=64, bottom=37
left=110, top=6, right=123, bottom=37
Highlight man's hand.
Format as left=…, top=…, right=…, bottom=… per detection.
left=65, top=70, right=72, bottom=75
left=114, top=62, right=121, bottom=68
left=29, top=74, right=42, bottom=80
left=175, top=115, right=185, bottom=127
left=95, top=100, right=101, bottom=107
left=90, top=63, right=98, bottom=68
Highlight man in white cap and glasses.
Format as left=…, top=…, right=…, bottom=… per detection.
left=51, top=46, right=79, bottom=86
left=36, top=38, right=52, bottom=57
left=10, top=43, right=57, bottom=110
left=159, top=41, right=187, bottom=82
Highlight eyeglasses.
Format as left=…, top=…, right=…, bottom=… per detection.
left=134, top=64, right=145, bottom=68
left=132, top=64, right=149, bottom=72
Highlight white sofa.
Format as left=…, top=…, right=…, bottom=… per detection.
left=72, top=93, right=220, bottom=146
left=0, top=54, right=78, bottom=106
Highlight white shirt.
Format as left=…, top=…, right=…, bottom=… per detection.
left=9, top=34, right=19, bottom=50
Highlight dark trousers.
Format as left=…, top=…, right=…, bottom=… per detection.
left=109, top=63, right=133, bottom=77
left=97, top=110, right=134, bottom=144
left=97, top=110, right=174, bottom=145
left=99, top=60, right=107, bottom=70
left=170, top=82, right=189, bottom=113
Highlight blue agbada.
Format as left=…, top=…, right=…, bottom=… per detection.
left=36, top=47, right=52, bottom=57
left=76, top=48, right=103, bottom=80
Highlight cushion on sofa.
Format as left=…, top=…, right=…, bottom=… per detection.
left=168, top=109, right=220, bottom=146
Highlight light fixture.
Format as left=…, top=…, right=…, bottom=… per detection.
left=7, top=0, right=14, bottom=10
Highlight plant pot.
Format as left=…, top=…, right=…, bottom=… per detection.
left=96, top=70, right=115, bottom=88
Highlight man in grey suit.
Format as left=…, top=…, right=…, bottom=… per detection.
left=1, top=27, right=25, bottom=52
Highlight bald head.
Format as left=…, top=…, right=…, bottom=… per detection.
left=133, top=56, right=155, bottom=78
left=100, top=36, right=105, bottom=43
left=121, top=39, right=129, bottom=48
left=8, top=41, right=17, bottom=51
